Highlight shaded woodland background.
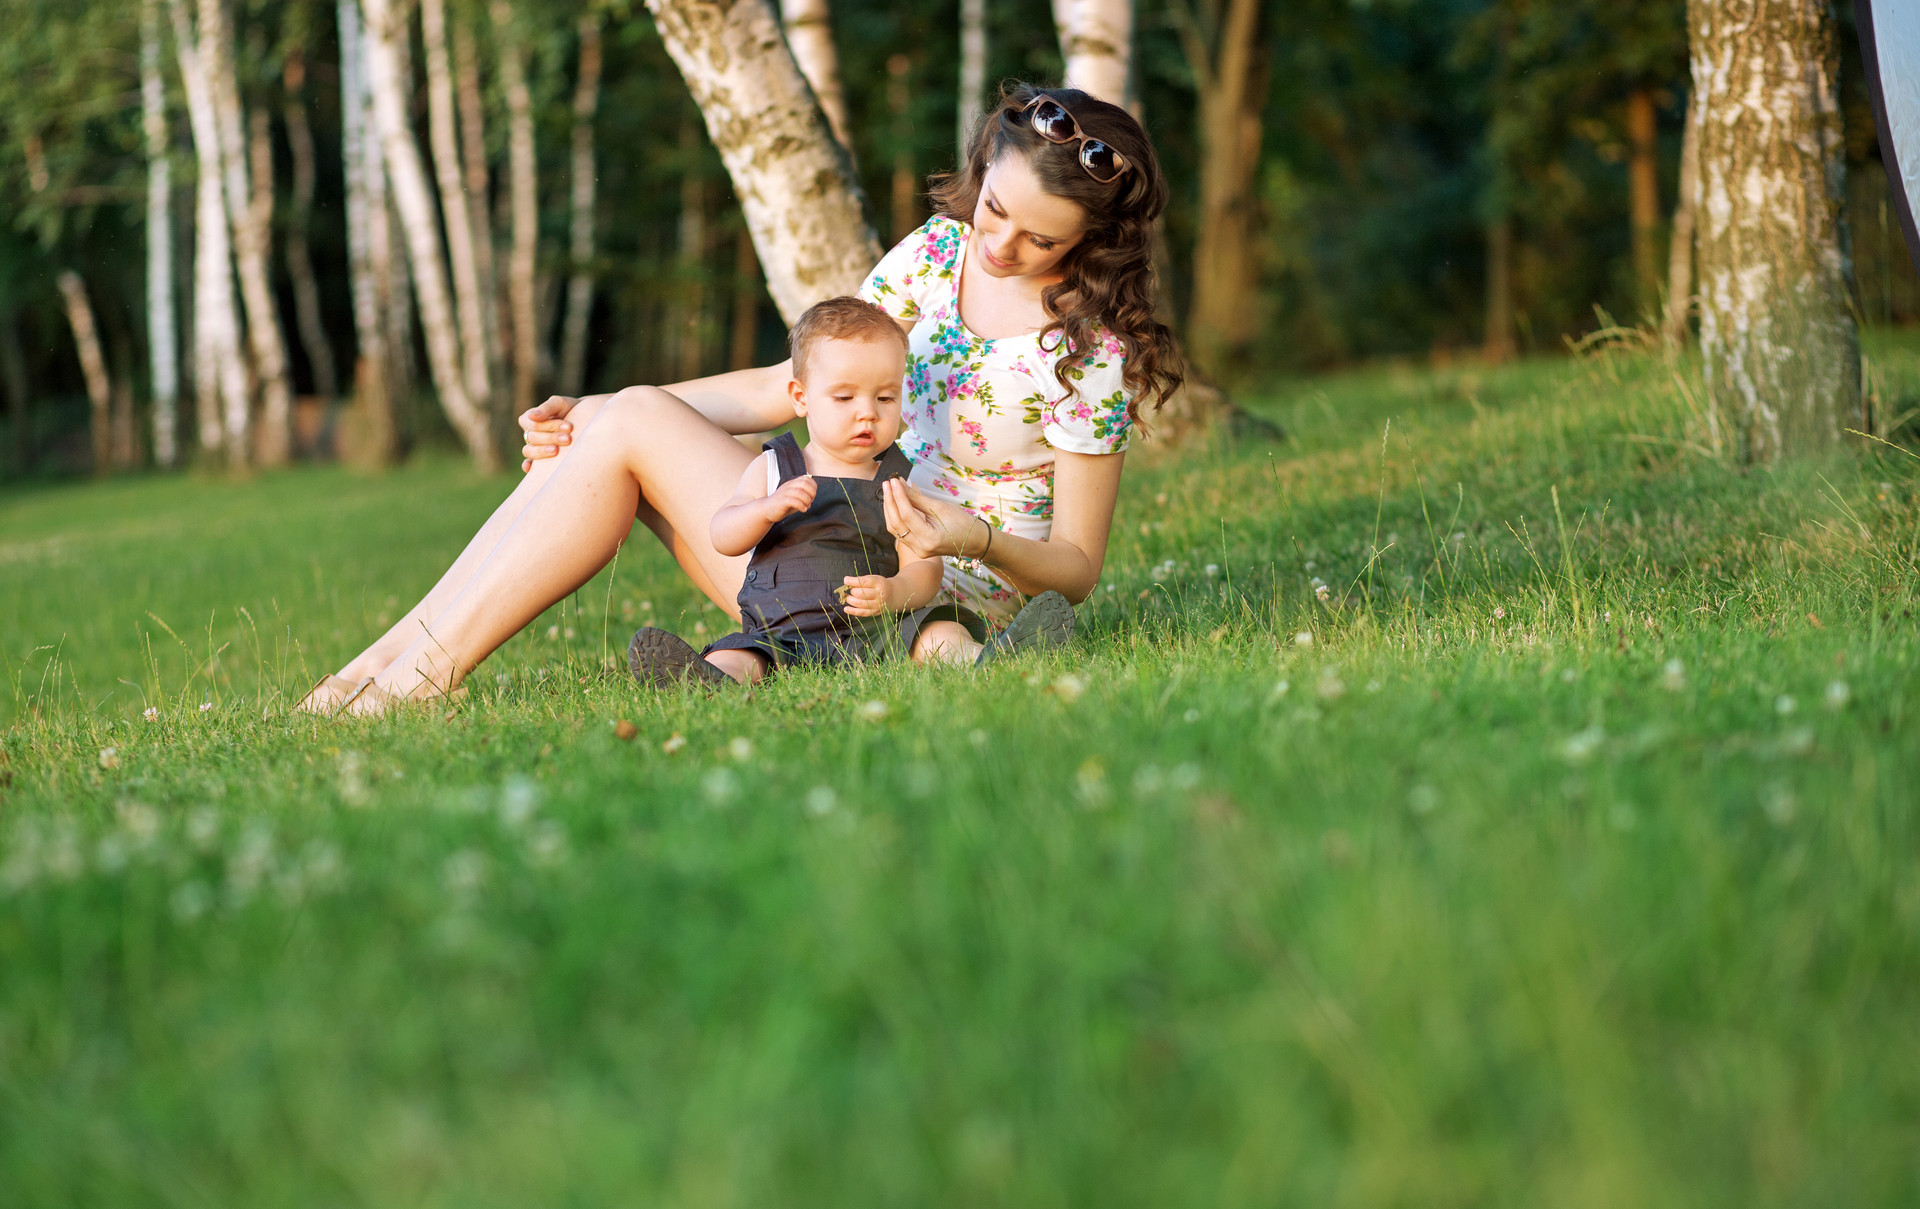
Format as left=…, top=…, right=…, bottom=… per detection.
left=1, top=0, right=1914, bottom=477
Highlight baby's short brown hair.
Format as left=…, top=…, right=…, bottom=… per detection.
left=788, top=296, right=909, bottom=382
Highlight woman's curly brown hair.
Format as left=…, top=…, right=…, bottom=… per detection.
left=929, top=83, right=1184, bottom=422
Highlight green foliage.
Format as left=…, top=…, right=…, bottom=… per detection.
left=3, top=339, right=1919, bottom=1202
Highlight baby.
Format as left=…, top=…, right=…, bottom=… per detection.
left=628, top=296, right=1063, bottom=688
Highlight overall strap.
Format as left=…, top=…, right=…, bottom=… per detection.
left=762, top=432, right=808, bottom=485
left=873, top=442, right=914, bottom=483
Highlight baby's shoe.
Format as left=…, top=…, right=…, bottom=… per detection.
left=628, top=627, right=732, bottom=690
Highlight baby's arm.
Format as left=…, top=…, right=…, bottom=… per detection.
left=842, top=556, right=944, bottom=618
left=711, top=453, right=817, bottom=557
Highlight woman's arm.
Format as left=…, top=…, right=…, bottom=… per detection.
left=882, top=449, right=1124, bottom=605
left=519, top=359, right=798, bottom=466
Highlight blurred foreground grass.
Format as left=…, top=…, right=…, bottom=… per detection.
left=2, top=336, right=1918, bottom=1205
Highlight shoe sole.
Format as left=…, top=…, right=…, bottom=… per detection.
left=627, top=627, right=732, bottom=690
left=975, top=591, right=1076, bottom=667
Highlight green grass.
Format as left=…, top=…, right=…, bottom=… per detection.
left=3, top=335, right=1919, bottom=1206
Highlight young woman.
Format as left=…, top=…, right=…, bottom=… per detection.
left=306, top=83, right=1182, bottom=714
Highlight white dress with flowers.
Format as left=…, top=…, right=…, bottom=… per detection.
left=858, top=215, right=1134, bottom=624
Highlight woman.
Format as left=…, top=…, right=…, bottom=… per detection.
left=306, top=84, right=1181, bottom=714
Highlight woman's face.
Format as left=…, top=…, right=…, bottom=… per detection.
left=969, top=152, right=1090, bottom=281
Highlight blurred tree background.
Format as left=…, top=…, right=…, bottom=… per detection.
left=0, top=0, right=1911, bottom=477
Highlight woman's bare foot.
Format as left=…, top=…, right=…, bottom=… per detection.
left=339, top=677, right=470, bottom=718
left=294, top=674, right=370, bottom=715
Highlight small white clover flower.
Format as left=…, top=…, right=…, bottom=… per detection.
left=856, top=700, right=889, bottom=722
left=728, top=736, right=755, bottom=762
left=546, top=625, right=560, bottom=640
left=1051, top=675, right=1087, bottom=703
left=1660, top=659, right=1686, bottom=692
left=143, top=707, right=159, bottom=721
left=98, top=748, right=120, bottom=770
left=1493, top=607, right=1507, bottom=621
left=1293, top=631, right=1314, bottom=648
left=1559, top=725, right=1604, bottom=764
left=805, top=786, right=838, bottom=817
left=1774, top=694, right=1797, bottom=716
left=199, top=701, right=213, bottom=712
left=1205, top=564, right=1219, bottom=577
left=701, top=767, right=739, bottom=804
left=1824, top=680, right=1851, bottom=710
left=662, top=732, right=688, bottom=754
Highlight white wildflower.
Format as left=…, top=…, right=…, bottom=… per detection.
left=805, top=786, right=838, bottom=817
left=526, top=821, right=569, bottom=867
left=186, top=807, right=221, bottom=852
left=856, top=699, right=889, bottom=722
left=1293, top=631, right=1314, bottom=648
left=170, top=880, right=212, bottom=922
left=98, top=748, right=120, bottom=770
left=1824, top=680, right=1851, bottom=710
left=1774, top=694, right=1797, bottom=717
left=498, top=775, right=539, bottom=827
left=662, top=732, right=688, bottom=755
left=1493, top=607, right=1507, bottom=621
left=1407, top=784, right=1440, bottom=815
left=199, top=701, right=213, bottom=712
left=143, top=707, right=159, bottom=721
left=442, top=849, right=488, bottom=896
left=1051, top=674, right=1087, bottom=703
left=1660, top=659, right=1686, bottom=692
left=1560, top=725, right=1605, bottom=764
left=1760, top=783, right=1797, bottom=826
left=1074, top=757, right=1108, bottom=807
left=1183, top=708, right=1201, bottom=722
left=1205, top=564, right=1219, bottom=577
left=1316, top=671, right=1347, bottom=699
left=728, top=736, right=755, bottom=762
left=1132, top=764, right=1164, bottom=795
left=701, top=767, right=739, bottom=804
left=1170, top=763, right=1203, bottom=791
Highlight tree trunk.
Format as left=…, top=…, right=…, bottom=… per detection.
left=730, top=226, right=761, bottom=370
left=168, top=0, right=247, bottom=461
left=1665, top=96, right=1700, bottom=346
left=1483, top=214, right=1516, bottom=363
left=201, top=0, right=292, bottom=466
left=1179, top=0, right=1263, bottom=379
left=283, top=51, right=339, bottom=401
left=492, top=0, right=540, bottom=419
left=1627, top=86, right=1662, bottom=314
left=781, top=0, right=852, bottom=151
left=1052, top=0, right=1132, bottom=105
left=423, top=0, right=495, bottom=414
left=142, top=0, right=179, bottom=468
left=452, top=17, right=506, bottom=433
left=1688, top=0, right=1858, bottom=461
left=559, top=13, right=604, bottom=399
left=889, top=53, right=918, bottom=240
left=382, top=20, right=416, bottom=406
left=645, top=0, right=883, bottom=325
left=677, top=122, right=709, bottom=383
left=0, top=307, right=27, bottom=472
left=958, top=0, right=987, bottom=150
left=337, top=0, right=394, bottom=462
left=362, top=0, right=496, bottom=470
left=56, top=272, right=113, bottom=475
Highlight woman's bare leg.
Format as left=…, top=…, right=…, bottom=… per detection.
left=354, top=387, right=758, bottom=706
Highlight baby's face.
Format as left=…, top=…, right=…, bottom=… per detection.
left=791, top=337, right=905, bottom=461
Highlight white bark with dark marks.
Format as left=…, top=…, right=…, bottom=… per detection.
left=492, top=0, right=540, bottom=418
left=362, top=0, right=496, bottom=469
left=424, top=0, right=495, bottom=412
left=1688, top=0, right=1859, bottom=460
left=56, top=272, right=113, bottom=474
left=645, top=0, right=882, bottom=325
left=1052, top=0, right=1131, bottom=105
left=142, top=0, right=179, bottom=467
left=780, top=0, right=851, bottom=150
left=559, top=13, right=604, bottom=398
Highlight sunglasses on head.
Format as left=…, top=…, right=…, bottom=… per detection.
left=1018, top=95, right=1131, bottom=184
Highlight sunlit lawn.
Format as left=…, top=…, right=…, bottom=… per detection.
left=2, top=336, right=1918, bottom=1205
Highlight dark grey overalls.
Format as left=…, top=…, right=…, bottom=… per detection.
left=703, top=432, right=987, bottom=669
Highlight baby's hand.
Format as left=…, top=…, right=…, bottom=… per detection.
left=840, top=574, right=894, bottom=617
left=763, top=475, right=817, bottom=522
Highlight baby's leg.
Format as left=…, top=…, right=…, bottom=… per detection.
left=705, top=648, right=770, bottom=684
left=911, top=620, right=982, bottom=666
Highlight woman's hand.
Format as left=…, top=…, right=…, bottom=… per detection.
left=518, top=396, right=578, bottom=472
left=882, top=479, right=985, bottom=562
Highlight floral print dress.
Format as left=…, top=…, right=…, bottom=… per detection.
left=858, top=215, right=1134, bottom=624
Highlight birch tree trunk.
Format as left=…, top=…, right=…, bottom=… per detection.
left=1052, top=0, right=1131, bottom=105
left=423, top=0, right=494, bottom=413
left=169, top=0, right=247, bottom=461
left=337, top=0, right=394, bottom=461
left=1176, top=0, right=1263, bottom=378
left=780, top=0, right=851, bottom=150
left=1627, top=86, right=1662, bottom=313
left=958, top=0, right=987, bottom=150
left=201, top=0, right=293, bottom=465
left=362, top=0, right=496, bottom=470
left=1688, top=0, right=1858, bottom=461
left=452, top=17, right=506, bottom=426
left=492, top=0, right=541, bottom=418
left=559, top=13, right=604, bottom=398
left=1664, top=99, right=1700, bottom=345
left=283, top=51, right=339, bottom=400
left=56, top=272, right=113, bottom=475
left=142, top=0, right=180, bottom=468
left=645, top=0, right=882, bottom=325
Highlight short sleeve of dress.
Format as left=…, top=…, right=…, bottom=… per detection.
left=1040, top=331, right=1135, bottom=456
left=857, top=216, right=965, bottom=323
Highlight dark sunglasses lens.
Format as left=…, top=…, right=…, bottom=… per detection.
left=1082, top=141, right=1121, bottom=180
left=1031, top=100, right=1076, bottom=141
